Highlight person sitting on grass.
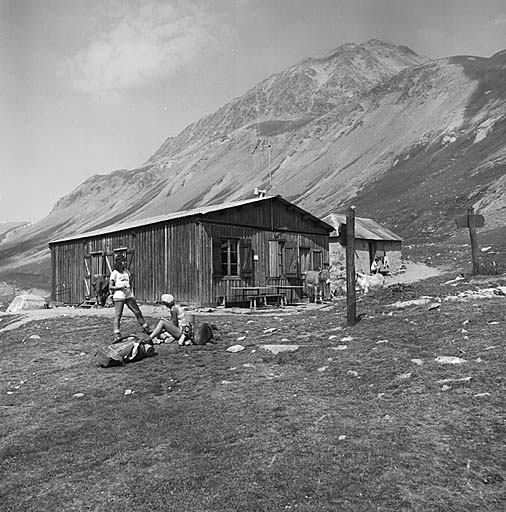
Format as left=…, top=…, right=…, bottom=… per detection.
left=109, top=255, right=151, bottom=342
left=148, top=294, right=189, bottom=346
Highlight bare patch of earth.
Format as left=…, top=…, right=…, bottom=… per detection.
left=386, top=261, right=448, bottom=284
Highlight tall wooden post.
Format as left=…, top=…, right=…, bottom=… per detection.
left=346, top=206, right=357, bottom=326
left=467, top=206, right=480, bottom=275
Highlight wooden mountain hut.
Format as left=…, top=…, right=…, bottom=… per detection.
left=49, top=195, right=334, bottom=308
left=323, top=213, right=403, bottom=276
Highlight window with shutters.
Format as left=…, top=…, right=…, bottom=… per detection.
left=213, top=238, right=252, bottom=278
left=221, top=239, right=239, bottom=276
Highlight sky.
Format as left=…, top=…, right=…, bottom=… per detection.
left=1, top=0, right=506, bottom=223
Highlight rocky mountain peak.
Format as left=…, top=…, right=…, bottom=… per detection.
left=148, top=40, right=428, bottom=164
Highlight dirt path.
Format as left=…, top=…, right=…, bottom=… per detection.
left=386, top=261, right=447, bottom=284
left=0, top=304, right=170, bottom=333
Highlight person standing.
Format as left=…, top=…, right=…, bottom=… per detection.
left=148, top=293, right=188, bottom=346
left=109, top=255, right=151, bottom=341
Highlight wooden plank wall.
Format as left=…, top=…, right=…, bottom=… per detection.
left=135, top=220, right=203, bottom=304
left=50, top=220, right=204, bottom=306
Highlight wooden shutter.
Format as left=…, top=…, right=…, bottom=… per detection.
left=268, top=240, right=279, bottom=278
left=212, top=238, right=223, bottom=277
left=312, top=250, right=322, bottom=271
left=240, top=239, right=253, bottom=277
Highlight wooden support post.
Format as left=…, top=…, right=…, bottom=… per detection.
left=346, top=206, right=357, bottom=326
left=467, top=206, right=480, bottom=275
left=455, top=209, right=484, bottom=275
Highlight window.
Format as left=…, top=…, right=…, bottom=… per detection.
left=221, top=239, right=239, bottom=276
left=269, top=240, right=285, bottom=278
left=284, top=245, right=298, bottom=275
left=213, top=238, right=252, bottom=278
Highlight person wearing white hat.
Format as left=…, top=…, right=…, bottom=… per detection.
left=148, top=293, right=188, bottom=346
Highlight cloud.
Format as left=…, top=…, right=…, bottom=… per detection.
left=491, top=14, right=506, bottom=25
left=65, top=1, right=227, bottom=97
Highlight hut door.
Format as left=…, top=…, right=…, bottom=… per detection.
left=84, top=253, right=91, bottom=299
left=368, top=242, right=377, bottom=271
left=84, top=251, right=105, bottom=299
left=104, top=252, right=114, bottom=276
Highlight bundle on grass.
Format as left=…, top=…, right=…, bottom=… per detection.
left=95, top=335, right=156, bottom=368
left=193, top=323, right=220, bottom=345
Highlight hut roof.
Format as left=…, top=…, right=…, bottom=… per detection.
left=50, top=195, right=334, bottom=244
left=323, top=213, right=402, bottom=242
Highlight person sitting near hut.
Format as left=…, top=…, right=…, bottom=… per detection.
left=109, top=255, right=151, bottom=341
left=371, top=256, right=381, bottom=274
left=147, top=294, right=189, bottom=346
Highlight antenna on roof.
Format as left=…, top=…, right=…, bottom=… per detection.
left=251, top=97, right=274, bottom=191
left=267, top=140, right=272, bottom=189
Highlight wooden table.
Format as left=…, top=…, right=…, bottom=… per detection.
left=273, top=285, right=304, bottom=305
left=230, top=286, right=286, bottom=310
left=230, top=286, right=271, bottom=299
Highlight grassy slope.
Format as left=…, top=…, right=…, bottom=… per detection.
left=1, top=276, right=506, bottom=511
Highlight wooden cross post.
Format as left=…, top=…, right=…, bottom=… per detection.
left=346, top=206, right=357, bottom=326
left=467, top=206, right=480, bottom=275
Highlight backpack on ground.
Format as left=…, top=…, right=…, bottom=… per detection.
left=95, top=335, right=156, bottom=368
left=193, top=323, right=220, bottom=345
